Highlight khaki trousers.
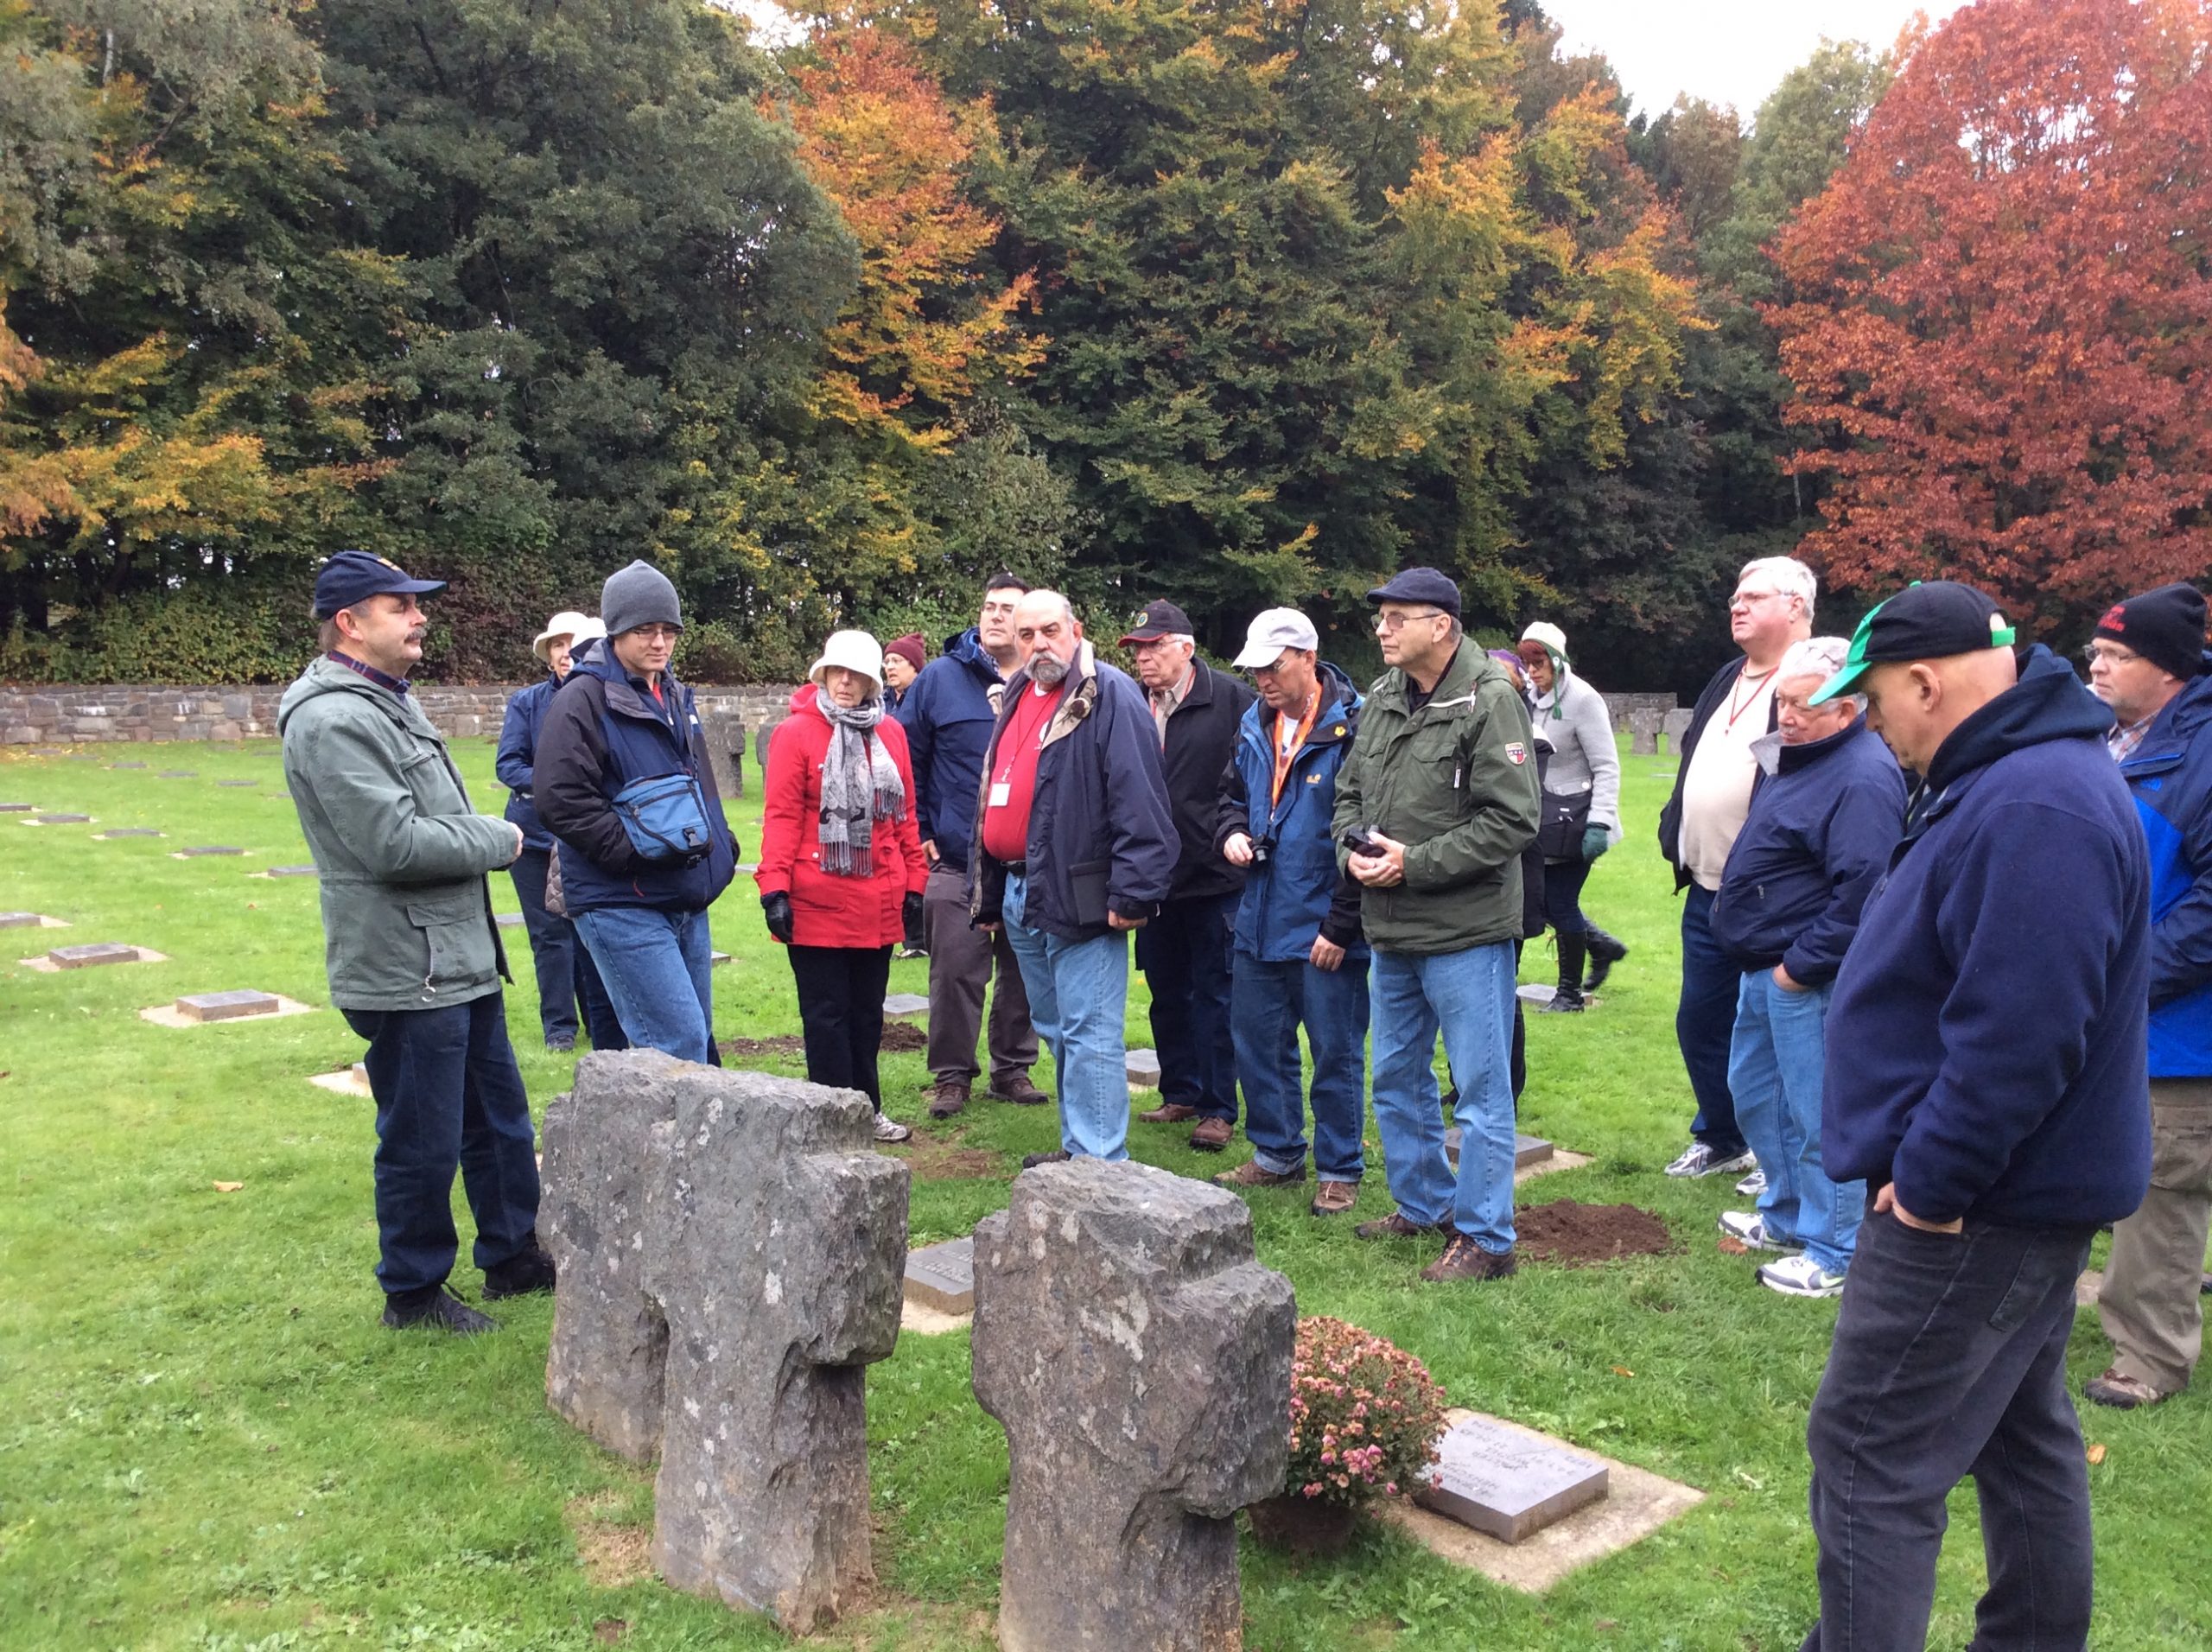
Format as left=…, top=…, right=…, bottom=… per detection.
left=2098, top=1077, right=2212, bottom=1393
left=921, top=864, right=1038, bottom=1089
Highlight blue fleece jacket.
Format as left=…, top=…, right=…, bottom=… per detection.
left=1823, top=646, right=2152, bottom=1229
left=2122, top=662, right=2212, bottom=1077
left=894, top=627, right=1006, bottom=873
left=1710, top=718, right=1904, bottom=985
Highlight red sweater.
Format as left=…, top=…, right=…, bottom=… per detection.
left=754, top=687, right=928, bottom=948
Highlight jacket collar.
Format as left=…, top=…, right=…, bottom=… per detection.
left=1243, top=659, right=1362, bottom=750
left=1386, top=642, right=1483, bottom=715
left=1755, top=715, right=1868, bottom=777
left=1907, top=646, right=2111, bottom=836
left=2130, top=663, right=2212, bottom=764
left=578, top=648, right=683, bottom=722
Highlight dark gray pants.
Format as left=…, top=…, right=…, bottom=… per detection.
left=1802, top=1209, right=2095, bottom=1652
left=922, top=864, right=1037, bottom=1088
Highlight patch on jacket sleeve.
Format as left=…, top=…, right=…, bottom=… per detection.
left=1504, top=741, right=1527, bottom=765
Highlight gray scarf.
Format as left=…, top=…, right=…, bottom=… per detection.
left=815, top=686, right=905, bottom=876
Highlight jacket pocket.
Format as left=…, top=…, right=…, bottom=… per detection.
left=1068, top=858, right=1110, bottom=927
left=405, top=889, right=490, bottom=994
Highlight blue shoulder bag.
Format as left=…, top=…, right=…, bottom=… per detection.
left=613, top=772, right=713, bottom=865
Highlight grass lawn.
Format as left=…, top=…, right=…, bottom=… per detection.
left=3, top=736, right=2208, bottom=1650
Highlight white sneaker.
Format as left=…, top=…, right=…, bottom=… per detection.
left=1718, top=1210, right=1802, bottom=1253
left=1735, top=1167, right=1768, bottom=1198
left=1758, top=1254, right=1847, bottom=1298
left=873, top=1113, right=913, bottom=1143
left=1665, top=1143, right=1758, bottom=1179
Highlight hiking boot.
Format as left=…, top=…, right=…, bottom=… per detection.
left=482, top=1239, right=556, bottom=1300
left=1734, top=1166, right=1769, bottom=1198
left=1421, top=1236, right=1517, bottom=1283
left=1354, top=1210, right=1440, bottom=1241
left=1189, top=1117, right=1234, bottom=1151
left=383, top=1286, right=498, bottom=1336
left=1310, top=1179, right=1359, bottom=1217
left=1020, top=1148, right=1073, bottom=1170
left=1582, top=927, right=1629, bottom=994
left=1538, top=985, right=1586, bottom=1013
left=1543, top=933, right=1588, bottom=1013
left=1665, top=1142, right=1757, bottom=1179
left=925, top=1080, right=970, bottom=1119
left=2085, top=1368, right=2167, bottom=1409
left=545, top=1035, right=575, bottom=1053
left=873, top=1112, right=913, bottom=1143
left=1758, top=1254, right=1847, bottom=1298
left=1139, top=1102, right=1201, bottom=1123
left=1718, top=1210, right=1802, bottom=1253
left=988, top=1075, right=1051, bottom=1107
left=1215, top=1159, right=1306, bottom=1189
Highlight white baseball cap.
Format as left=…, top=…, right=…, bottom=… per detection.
left=1233, top=607, right=1321, bottom=669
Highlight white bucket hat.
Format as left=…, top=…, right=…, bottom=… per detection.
left=808, top=629, right=885, bottom=692
left=534, top=611, right=606, bottom=663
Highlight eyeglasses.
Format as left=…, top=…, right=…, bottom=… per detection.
left=1732, top=589, right=1784, bottom=610
left=1373, top=609, right=1446, bottom=632
left=2082, top=643, right=2140, bottom=669
left=626, top=624, right=682, bottom=644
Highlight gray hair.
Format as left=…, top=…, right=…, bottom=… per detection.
left=1739, top=555, right=1819, bottom=620
left=1018, top=588, right=1076, bottom=624
left=1780, top=635, right=1860, bottom=711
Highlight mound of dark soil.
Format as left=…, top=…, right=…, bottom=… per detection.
left=1515, top=1199, right=1674, bottom=1266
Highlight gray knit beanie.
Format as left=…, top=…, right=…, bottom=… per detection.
left=601, top=560, right=683, bottom=638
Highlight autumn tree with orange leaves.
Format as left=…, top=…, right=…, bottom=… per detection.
left=1770, top=0, right=2212, bottom=627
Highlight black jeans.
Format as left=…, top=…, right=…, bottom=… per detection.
left=1542, top=854, right=1592, bottom=936
left=509, top=848, right=626, bottom=1051
left=1135, top=889, right=1240, bottom=1121
left=342, top=995, right=543, bottom=1302
left=1802, top=1209, right=2096, bottom=1652
left=787, top=944, right=894, bottom=1109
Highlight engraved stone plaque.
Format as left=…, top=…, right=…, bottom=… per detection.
left=177, top=990, right=283, bottom=1023
left=50, top=943, right=138, bottom=969
left=904, top=1235, right=976, bottom=1315
left=1415, top=1416, right=1609, bottom=1543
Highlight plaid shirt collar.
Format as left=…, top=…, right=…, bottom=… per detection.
left=326, top=650, right=410, bottom=696
left=2107, top=712, right=2153, bottom=763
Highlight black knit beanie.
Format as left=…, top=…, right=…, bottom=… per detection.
left=2095, top=583, right=2208, bottom=681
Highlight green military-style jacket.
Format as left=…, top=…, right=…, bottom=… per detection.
left=1332, top=643, right=1541, bottom=955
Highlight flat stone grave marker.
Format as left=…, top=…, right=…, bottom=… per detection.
left=50, top=943, right=141, bottom=969
left=495, top=910, right=524, bottom=927
left=156, top=771, right=195, bottom=778
left=1416, top=1414, right=1609, bottom=1544
left=111, top=761, right=148, bottom=770
left=0, top=803, right=33, bottom=812
left=734, top=860, right=759, bottom=875
left=98, top=829, right=163, bottom=839
left=29, top=813, right=91, bottom=824
left=265, top=865, right=318, bottom=877
left=176, top=990, right=283, bottom=1023
left=904, top=1235, right=975, bottom=1315
left=710, top=950, right=731, bottom=966
left=1445, top=1128, right=1554, bottom=1169
left=1, top=912, right=48, bottom=929
left=1126, top=1047, right=1161, bottom=1088
left=1516, top=982, right=1556, bottom=1005
left=216, top=778, right=257, bottom=787
left=175, top=845, right=245, bottom=856
left=882, top=992, right=928, bottom=1020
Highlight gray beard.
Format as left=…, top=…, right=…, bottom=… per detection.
left=1030, top=651, right=1071, bottom=686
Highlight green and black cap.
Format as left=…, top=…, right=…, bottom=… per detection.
left=1810, top=581, right=2018, bottom=707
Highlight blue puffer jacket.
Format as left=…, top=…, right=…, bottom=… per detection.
left=893, top=627, right=1004, bottom=873
left=2121, top=663, right=2212, bottom=1077
left=1710, top=718, right=1904, bottom=985
left=1823, top=646, right=2150, bottom=1229
left=495, top=674, right=560, bottom=851
left=1215, top=662, right=1368, bottom=963
left=531, top=650, right=739, bottom=916
left=968, top=642, right=1177, bottom=942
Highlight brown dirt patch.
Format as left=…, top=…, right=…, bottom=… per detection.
left=884, top=1131, right=1001, bottom=1180
left=879, top=1020, right=928, bottom=1052
left=717, top=1021, right=929, bottom=1062
left=1515, top=1199, right=1674, bottom=1267
left=566, top=1492, right=652, bottom=1588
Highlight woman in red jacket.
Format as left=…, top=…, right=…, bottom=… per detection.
left=758, top=630, right=930, bottom=1141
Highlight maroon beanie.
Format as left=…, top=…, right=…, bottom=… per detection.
left=2095, top=583, right=2207, bottom=681
left=886, top=632, right=927, bottom=673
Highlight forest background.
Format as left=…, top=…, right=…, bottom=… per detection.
left=1, top=0, right=2205, bottom=688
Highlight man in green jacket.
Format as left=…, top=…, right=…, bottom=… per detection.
left=279, top=551, right=552, bottom=1336
left=1333, top=568, right=1541, bottom=1281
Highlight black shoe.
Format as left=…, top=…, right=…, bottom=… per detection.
left=1020, top=1148, right=1073, bottom=1169
left=1582, top=927, right=1628, bottom=994
left=482, top=1240, right=557, bottom=1300
left=545, top=1034, right=575, bottom=1053
left=382, top=1286, right=499, bottom=1335
left=1539, top=984, right=1586, bottom=1013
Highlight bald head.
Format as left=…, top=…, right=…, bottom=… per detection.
left=1861, top=648, right=2019, bottom=773
left=1014, top=589, right=1082, bottom=685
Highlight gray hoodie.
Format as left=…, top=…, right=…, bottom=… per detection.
left=278, top=657, right=515, bottom=1011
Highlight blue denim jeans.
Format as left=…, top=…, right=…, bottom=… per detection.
left=1002, top=874, right=1131, bottom=1160
left=341, top=994, right=542, bottom=1301
left=1729, top=970, right=1865, bottom=1272
left=574, top=905, right=715, bottom=1064
left=1234, top=951, right=1370, bottom=1181
left=1678, top=885, right=1749, bottom=1157
left=1368, top=942, right=1517, bottom=1252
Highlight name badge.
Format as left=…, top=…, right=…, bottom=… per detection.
left=989, top=781, right=1012, bottom=807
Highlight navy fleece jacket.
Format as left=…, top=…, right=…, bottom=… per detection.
left=1823, top=646, right=2152, bottom=1229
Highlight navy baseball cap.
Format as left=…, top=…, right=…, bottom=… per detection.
left=1120, top=599, right=1195, bottom=644
left=313, top=550, right=445, bottom=620
left=1366, top=566, right=1463, bottom=619
left=1811, top=581, right=2017, bottom=706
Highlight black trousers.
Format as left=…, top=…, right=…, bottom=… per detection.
left=1542, top=854, right=1592, bottom=937
left=787, top=944, right=894, bottom=1109
left=1135, top=889, right=1240, bottom=1121
left=509, top=848, right=626, bottom=1051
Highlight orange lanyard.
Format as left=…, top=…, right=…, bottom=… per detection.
left=1268, top=693, right=1320, bottom=807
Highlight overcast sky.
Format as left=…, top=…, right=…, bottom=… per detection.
left=1540, top=1, right=1969, bottom=120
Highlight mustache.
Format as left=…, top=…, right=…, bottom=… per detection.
left=1029, top=650, right=1071, bottom=685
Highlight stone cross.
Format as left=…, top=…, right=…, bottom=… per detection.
left=696, top=706, right=746, bottom=800
left=541, top=1051, right=911, bottom=1634
left=1626, top=708, right=1663, bottom=756
left=972, top=1159, right=1296, bottom=1652
left=1661, top=707, right=1694, bottom=755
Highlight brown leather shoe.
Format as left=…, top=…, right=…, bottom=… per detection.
left=2084, top=1367, right=2167, bottom=1409
left=1020, top=1148, right=1073, bottom=1169
left=1139, top=1102, right=1201, bottom=1123
left=1310, top=1179, right=1358, bottom=1217
left=1215, top=1159, right=1306, bottom=1188
left=925, top=1081, right=970, bottom=1119
left=988, top=1075, right=1051, bottom=1107
left=1189, top=1117, right=1234, bottom=1151
left=1421, top=1236, right=1517, bottom=1282
left=1354, top=1210, right=1440, bottom=1241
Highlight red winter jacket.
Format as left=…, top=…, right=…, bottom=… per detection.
left=756, top=685, right=928, bottom=948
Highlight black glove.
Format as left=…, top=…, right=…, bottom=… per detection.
left=761, top=891, right=794, bottom=944
left=902, top=891, right=925, bottom=937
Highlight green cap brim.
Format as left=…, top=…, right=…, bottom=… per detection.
left=1808, top=661, right=1870, bottom=707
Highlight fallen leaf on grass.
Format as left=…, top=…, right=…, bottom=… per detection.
left=212, top=1181, right=244, bottom=1193
left=593, top=1622, right=627, bottom=1645
left=1716, top=1236, right=1748, bottom=1255
left=1611, top=1365, right=1635, bottom=1377
left=2086, top=1443, right=2107, bottom=1465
